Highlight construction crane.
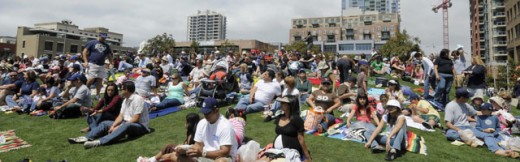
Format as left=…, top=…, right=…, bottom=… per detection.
left=432, top=0, right=453, bottom=49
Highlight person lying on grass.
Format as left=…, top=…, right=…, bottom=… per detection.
left=408, top=94, right=442, bottom=130
left=364, top=99, right=407, bottom=161
left=68, top=81, right=150, bottom=149
left=345, top=92, right=379, bottom=131
left=137, top=113, right=200, bottom=162
left=473, top=103, right=519, bottom=159
left=79, top=83, right=123, bottom=133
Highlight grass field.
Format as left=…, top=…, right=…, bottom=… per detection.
left=0, top=77, right=519, bottom=162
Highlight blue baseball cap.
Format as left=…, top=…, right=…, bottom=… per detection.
left=67, top=73, right=87, bottom=83
left=479, top=103, right=493, bottom=111
left=200, top=98, right=218, bottom=115
left=99, top=33, right=108, bottom=38
left=455, top=88, right=473, bottom=98
left=409, top=94, right=420, bottom=100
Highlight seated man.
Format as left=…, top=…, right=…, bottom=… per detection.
left=50, top=73, right=91, bottom=119
left=135, top=68, right=157, bottom=97
left=69, top=81, right=150, bottom=149
left=0, top=72, right=23, bottom=106
left=166, top=98, right=238, bottom=161
left=409, top=94, right=442, bottom=130
left=235, top=70, right=281, bottom=114
left=445, top=88, right=482, bottom=141
left=337, top=77, right=357, bottom=113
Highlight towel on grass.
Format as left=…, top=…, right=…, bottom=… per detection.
left=404, top=116, right=435, bottom=132
left=0, top=130, right=31, bottom=153
left=149, top=106, right=181, bottom=119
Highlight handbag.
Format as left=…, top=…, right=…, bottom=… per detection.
left=304, top=107, right=324, bottom=131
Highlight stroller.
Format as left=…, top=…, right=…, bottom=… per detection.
left=196, top=59, right=239, bottom=106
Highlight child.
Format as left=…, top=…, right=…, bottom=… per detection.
left=225, top=108, right=247, bottom=145
left=28, top=87, right=47, bottom=112
left=385, top=80, right=405, bottom=103
left=490, top=97, right=516, bottom=134
left=474, top=103, right=519, bottom=158
left=138, top=113, right=200, bottom=162
left=408, top=94, right=441, bottom=130
left=364, top=100, right=407, bottom=161
left=238, top=63, right=253, bottom=94
left=376, top=94, right=389, bottom=116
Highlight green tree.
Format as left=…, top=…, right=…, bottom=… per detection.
left=143, top=33, right=176, bottom=56
left=284, top=41, right=320, bottom=54
left=219, top=39, right=236, bottom=52
left=190, top=40, right=200, bottom=54
left=379, top=30, right=422, bottom=59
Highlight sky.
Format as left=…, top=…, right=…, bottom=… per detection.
left=0, top=0, right=470, bottom=54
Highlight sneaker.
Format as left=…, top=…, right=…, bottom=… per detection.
left=371, top=145, right=385, bottom=154
left=84, top=140, right=101, bottom=149
left=385, top=149, right=396, bottom=161
left=68, top=136, right=88, bottom=144
left=422, top=122, right=433, bottom=129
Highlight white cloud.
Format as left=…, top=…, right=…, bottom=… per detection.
left=0, top=0, right=470, bottom=53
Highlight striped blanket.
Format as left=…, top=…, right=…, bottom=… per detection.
left=313, top=122, right=427, bottom=155
left=0, top=130, right=31, bottom=153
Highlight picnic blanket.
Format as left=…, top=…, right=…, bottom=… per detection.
left=367, top=88, right=386, bottom=96
left=0, top=130, right=31, bottom=153
left=404, top=116, right=435, bottom=132
left=149, top=106, right=181, bottom=119
left=313, top=122, right=428, bottom=155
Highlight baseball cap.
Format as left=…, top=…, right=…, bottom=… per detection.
left=298, top=69, right=306, bottom=74
left=99, top=33, right=108, bottom=38
left=455, top=88, right=473, bottom=98
left=409, top=94, right=420, bottom=101
left=388, top=79, right=398, bottom=85
left=276, top=96, right=290, bottom=103
left=321, top=78, right=332, bottom=85
left=200, top=98, right=219, bottom=115
left=385, top=99, right=402, bottom=109
left=67, top=73, right=87, bottom=83
left=480, top=103, right=494, bottom=111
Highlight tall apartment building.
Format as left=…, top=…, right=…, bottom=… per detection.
left=187, top=10, right=227, bottom=41
left=16, top=20, right=134, bottom=58
left=470, top=0, right=507, bottom=64
left=342, top=0, right=400, bottom=15
left=506, top=0, right=520, bottom=63
left=289, top=13, right=399, bottom=54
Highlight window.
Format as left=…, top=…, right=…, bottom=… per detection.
left=323, top=45, right=336, bottom=52
left=57, top=43, right=64, bottom=52
left=70, top=45, right=78, bottom=53
left=356, top=44, right=372, bottom=51
left=44, top=41, right=53, bottom=51
left=339, top=44, right=354, bottom=51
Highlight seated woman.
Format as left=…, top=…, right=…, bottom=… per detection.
left=238, top=63, right=253, bottom=94
left=370, top=56, right=386, bottom=75
left=385, top=80, right=405, bottom=103
left=265, top=76, right=300, bottom=122
left=151, top=73, right=188, bottom=111
left=137, top=113, right=201, bottom=162
left=9, top=70, right=40, bottom=113
left=411, top=64, right=424, bottom=84
left=346, top=93, right=379, bottom=131
left=390, top=57, right=406, bottom=77
left=269, top=96, right=312, bottom=161
left=80, top=83, right=123, bottom=133
left=296, top=69, right=312, bottom=104
left=473, top=103, right=519, bottom=159
left=364, top=100, right=407, bottom=161
left=408, top=94, right=441, bottom=130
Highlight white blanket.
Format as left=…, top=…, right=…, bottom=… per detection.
left=405, top=116, right=435, bottom=132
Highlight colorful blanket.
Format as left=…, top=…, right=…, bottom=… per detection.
left=313, top=122, right=428, bottom=155
left=0, top=130, right=31, bottom=153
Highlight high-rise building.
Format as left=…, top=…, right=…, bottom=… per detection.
left=187, top=10, right=227, bottom=41
left=16, top=20, right=134, bottom=58
left=506, top=0, right=520, bottom=63
left=470, top=0, right=507, bottom=64
left=289, top=13, right=400, bottom=54
left=342, top=0, right=400, bottom=16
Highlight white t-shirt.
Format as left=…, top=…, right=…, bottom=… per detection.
left=189, top=67, right=207, bottom=82
left=120, top=94, right=149, bottom=130
left=194, top=115, right=238, bottom=159
left=282, top=88, right=299, bottom=97
left=254, top=80, right=281, bottom=105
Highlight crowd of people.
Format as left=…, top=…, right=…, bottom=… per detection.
left=2, top=32, right=520, bottom=161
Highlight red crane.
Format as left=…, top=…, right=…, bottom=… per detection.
left=432, top=0, right=453, bottom=49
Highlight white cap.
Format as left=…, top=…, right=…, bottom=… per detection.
left=456, top=44, right=464, bottom=50
left=385, top=99, right=401, bottom=109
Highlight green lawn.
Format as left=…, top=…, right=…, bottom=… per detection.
left=0, top=77, right=518, bottom=161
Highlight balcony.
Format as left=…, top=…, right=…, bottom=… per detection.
left=493, top=21, right=506, bottom=27
left=492, top=3, right=504, bottom=9
left=493, top=41, right=507, bottom=47
left=493, top=12, right=505, bottom=18
left=493, top=31, right=506, bottom=36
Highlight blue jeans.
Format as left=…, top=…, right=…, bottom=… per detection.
left=300, top=94, right=309, bottom=107
left=6, top=95, right=17, bottom=108
left=29, top=100, right=39, bottom=111
left=235, top=94, right=267, bottom=114
left=87, top=113, right=116, bottom=131
left=473, top=130, right=504, bottom=152
left=364, top=124, right=407, bottom=151
left=445, top=126, right=473, bottom=141
left=423, top=71, right=433, bottom=98
left=434, top=73, right=453, bottom=104
left=117, top=61, right=133, bottom=72
left=154, top=98, right=182, bottom=110
left=86, top=121, right=148, bottom=145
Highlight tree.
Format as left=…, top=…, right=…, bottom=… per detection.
left=379, top=30, right=422, bottom=60
left=219, top=39, right=236, bottom=52
left=190, top=40, right=200, bottom=54
left=143, top=33, right=176, bottom=56
left=284, top=41, right=320, bottom=54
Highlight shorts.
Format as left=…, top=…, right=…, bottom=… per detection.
left=454, top=74, right=465, bottom=87
left=197, top=157, right=232, bottom=162
left=87, top=63, right=107, bottom=79
left=420, top=114, right=439, bottom=123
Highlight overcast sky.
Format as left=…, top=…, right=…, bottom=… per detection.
left=0, top=0, right=470, bottom=54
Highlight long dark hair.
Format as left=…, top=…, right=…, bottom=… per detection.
left=186, top=113, right=200, bottom=145
left=103, top=83, right=119, bottom=104
left=386, top=107, right=402, bottom=126
left=284, top=95, right=300, bottom=120
left=439, top=49, right=450, bottom=59
left=355, top=92, right=371, bottom=117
